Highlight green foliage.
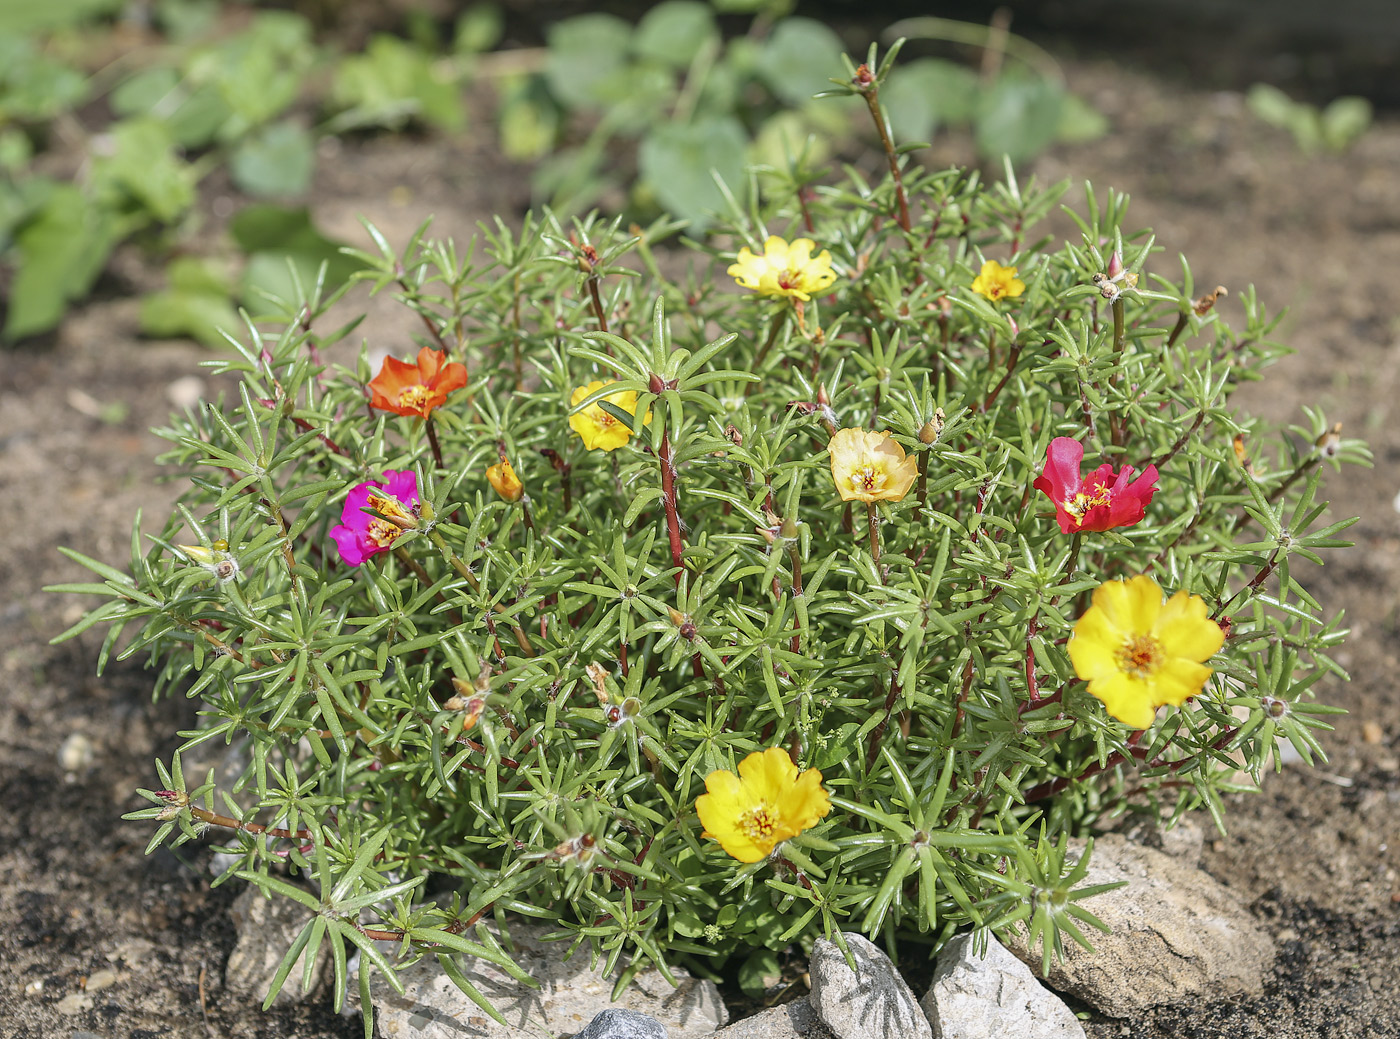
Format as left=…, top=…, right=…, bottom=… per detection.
left=1246, top=84, right=1372, bottom=154
left=55, top=46, right=1360, bottom=1027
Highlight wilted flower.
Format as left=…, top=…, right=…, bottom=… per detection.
left=1069, top=574, right=1225, bottom=729
left=486, top=458, right=524, bottom=501
left=330, top=470, right=420, bottom=567
left=727, top=235, right=837, bottom=301
left=970, top=260, right=1025, bottom=302
left=368, top=347, right=468, bottom=419
left=1033, top=437, right=1158, bottom=533
left=828, top=428, right=918, bottom=503
left=695, top=748, right=831, bottom=863
left=569, top=380, right=650, bottom=452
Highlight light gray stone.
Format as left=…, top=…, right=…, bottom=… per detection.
left=574, top=1007, right=668, bottom=1038
left=809, top=933, right=931, bottom=1039
left=1006, top=835, right=1275, bottom=1017
left=697, top=997, right=834, bottom=1038
left=921, top=933, right=1084, bottom=1039
left=371, top=921, right=725, bottom=1038
left=225, top=884, right=329, bottom=1005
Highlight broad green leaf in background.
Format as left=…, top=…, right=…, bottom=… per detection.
left=0, top=0, right=120, bottom=35
left=110, top=67, right=231, bottom=149
left=881, top=58, right=980, bottom=144
left=737, top=947, right=782, bottom=998
left=1321, top=96, right=1372, bottom=151
left=188, top=11, right=313, bottom=130
left=1055, top=91, right=1110, bottom=144
left=638, top=115, right=747, bottom=230
left=975, top=76, right=1064, bottom=165
left=5, top=183, right=125, bottom=340
left=330, top=34, right=466, bottom=132
left=231, top=121, right=315, bottom=198
left=0, top=37, right=89, bottom=122
left=229, top=204, right=363, bottom=313
left=632, top=1, right=718, bottom=68
left=454, top=4, right=505, bottom=55
left=91, top=118, right=197, bottom=224
left=544, top=14, right=634, bottom=110
left=140, top=256, right=242, bottom=347
left=758, top=18, right=846, bottom=107
left=497, top=77, right=560, bottom=162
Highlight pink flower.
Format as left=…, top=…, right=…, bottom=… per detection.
left=1033, top=437, right=1158, bottom=533
left=331, top=470, right=420, bottom=567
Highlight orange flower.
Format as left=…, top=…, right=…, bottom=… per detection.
left=368, top=347, right=468, bottom=419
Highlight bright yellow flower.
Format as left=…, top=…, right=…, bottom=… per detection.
left=568, top=380, right=651, bottom=452
left=695, top=748, right=831, bottom=863
left=1069, top=575, right=1226, bottom=729
left=486, top=458, right=523, bottom=502
left=827, top=428, right=919, bottom=504
left=970, top=260, right=1025, bottom=302
left=727, top=235, right=837, bottom=302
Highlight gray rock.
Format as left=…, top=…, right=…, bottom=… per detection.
left=573, top=1007, right=668, bottom=1038
left=225, top=884, right=328, bottom=1004
left=809, top=933, right=932, bottom=1039
left=1006, top=835, right=1275, bottom=1017
left=921, top=933, right=1084, bottom=1039
left=370, top=920, right=725, bottom=1038
left=697, top=997, right=834, bottom=1038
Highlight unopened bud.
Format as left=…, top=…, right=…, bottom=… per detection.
left=1005, top=314, right=1020, bottom=339
left=780, top=515, right=800, bottom=539
left=918, top=407, right=946, bottom=445
left=1315, top=421, right=1343, bottom=458
left=667, top=606, right=688, bottom=628
left=486, top=459, right=524, bottom=502
left=1106, top=250, right=1125, bottom=281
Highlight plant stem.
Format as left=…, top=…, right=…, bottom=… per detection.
left=660, top=428, right=686, bottom=585
left=858, top=73, right=912, bottom=233
left=425, top=414, right=445, bottom=470
left=866, top=502, right=882, bottom=571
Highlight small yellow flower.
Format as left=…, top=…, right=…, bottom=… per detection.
left=695, top=748, right=831, bottom=863
left=970, top=260, right=1025, bottom=303
left=827, top=428, right=919, bottom=504
left=1069, top=574, right=1226, bottom=729
left=568, top=380, right=651, bottom=452
left=727, top=235, right=837, bottom=302
left=486, top=458, right=524, bottom=502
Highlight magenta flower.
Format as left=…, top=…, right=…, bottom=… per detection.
left=331, top=470, right=420, bottom=567
left=1033, top=437, right=1158, bottom=533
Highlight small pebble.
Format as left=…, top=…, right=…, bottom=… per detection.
left=166, top=376, right=206, bottom=412
left=83, top=969, right=118, bottom=993
left=59, top=733, right=95, bottom=772
left=24, top=978, right=44, bottom=996
left=1362, top=721, right=1385, bottom=745
left=56, top=992, right=94, bottom=1015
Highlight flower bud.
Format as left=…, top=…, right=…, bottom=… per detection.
left=486, top=459, right=524, bottom=502
left=918, top=407, right=946, bottom=445
left=1106, top=250, right=1125, bottom=281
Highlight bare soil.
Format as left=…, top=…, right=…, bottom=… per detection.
left=2, top=54, right=1399, bottom=1039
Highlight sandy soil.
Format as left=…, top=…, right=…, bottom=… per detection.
left=2, top=54, right=1398, bottom=1039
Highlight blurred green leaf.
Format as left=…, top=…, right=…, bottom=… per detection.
left=140, top=256, right=241, bottom=347
left=91, top=118, right=197, bottom=223
left=5, top=183, right=124, bottom=340
left=498, top=78, right=560, bottom=162
left=0, top=37, right=89, bottom=122
left=1055, top=91, right=1109, bottom=143
left=230, top=204, right=362, bottom=312
left=632, top=1, right=717, bottom=68
left=0, top=0, right=120, bottom=35
left=882, top=58, right=980, bottom=143
left=1246, top=83, right=1298, bottom=129
left=111, top=68, right=230, bottom=149
left=975, top=76, right=1064, bottom=165
left=544, top=14, right=633, bottom=110
left=455, top=4, right=505, bottom=55
left=188, top=11, right=313, bottom=129
left=638, top=115, right=747, bottom=230
left=737, top=947, right=782, bottom=998
left=330, top=34, right=465, bottom=132
left=758, top=17, right=845, bottom=107
left=231, top=121, right=315, bottom=198
left=1321, top=96, right=1371, bottom=151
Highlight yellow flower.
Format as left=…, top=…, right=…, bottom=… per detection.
left=827, top=428, right=919, bottom=504
left=1068, top=575, right=1226, bottom=729
left=727, top=235, right=837, bottom=302
left=695, top=748, right=831, bottom=863
left=568, top=380, right=651, bottom=452
left=486, top=458, right=523, bottom=502
left=970, top=260, right=1025, bottom=302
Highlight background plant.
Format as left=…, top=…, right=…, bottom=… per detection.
left=50, top=37, right=1363, bottom=1035
left=0, top=0, right=1103, bottom=343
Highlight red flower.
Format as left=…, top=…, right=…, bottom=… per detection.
left=367, top=347, right=467, bottom=419
left=1033, top=437, right=1158, bottom=533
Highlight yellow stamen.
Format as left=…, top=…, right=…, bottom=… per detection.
left=1116, top=635, right=1164, bottom=678
left=397, top=385, right=429, bottom=411
left=367, top=519, right=403, bottom=549
left=738, top=803, right=778, bottom=842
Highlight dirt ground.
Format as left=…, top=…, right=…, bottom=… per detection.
left=3, top=52, right=1399, bottom=1039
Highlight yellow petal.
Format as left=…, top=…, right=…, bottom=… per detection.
left=1068, top=607, right=1121, bottom=680
left=1088, top=672, right=1158, bottom=729
left=1092, top=574, right=1161, bottom=634
left=1157, top=590, right=1224, bottom=662
left=1153, top=659, right=1214, bottom=708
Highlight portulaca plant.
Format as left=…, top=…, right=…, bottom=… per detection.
left=52, top=44, right=1364, bottom=1031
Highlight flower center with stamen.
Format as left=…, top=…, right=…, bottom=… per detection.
left=854, top=465, right=883, bottom=493
left=367, top=519, right=403, bottom=549
left=397, top=385, right=429, bottom=411
left=1116, top=635, right=1164, bottom=678
left=738, top=802, right=778, bottom=843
